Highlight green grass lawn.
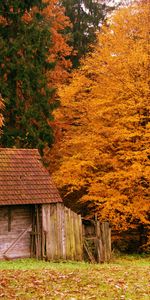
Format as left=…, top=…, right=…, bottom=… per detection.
left=0, top=255, right=150, bottom=300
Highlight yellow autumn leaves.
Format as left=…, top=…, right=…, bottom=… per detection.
left=49, top=1, right=150, bottom=234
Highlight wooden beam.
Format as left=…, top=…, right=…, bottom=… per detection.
left=8, top=207, right=12, bottom=232
left=83, top=240, right=96, bottom=263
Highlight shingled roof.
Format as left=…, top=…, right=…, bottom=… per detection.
left=0, top=148, right=62, bottom=205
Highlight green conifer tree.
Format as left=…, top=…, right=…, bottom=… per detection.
left=0, top=0, right=57, bottom=152
left=61, top=0, right=111, bottom=67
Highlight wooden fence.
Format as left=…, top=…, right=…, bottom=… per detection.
left=83, top=219, right=111, bottom=263
left=42, top=203, right=83, bottom=261
left=32, top=204, right=111, bottom=263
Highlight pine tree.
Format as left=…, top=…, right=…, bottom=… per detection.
left=61, top=0, right=111, bottom=67
left=0, top=1, right=56, bottom=151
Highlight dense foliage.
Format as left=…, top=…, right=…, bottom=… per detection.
left=43, top=0, right=72, bottom=85
left=0, top=0, right=149, bottom=252
left=49, top=1, right=150, bottom=249
left=0, top=0, right=71, bottom=151
left=60, top=0, right=111, bottom=67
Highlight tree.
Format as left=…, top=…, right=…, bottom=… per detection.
left=42, top=0, right=72, bottom=85
left=49, top=1, right=150, bottom=249
left=0, top=0, right=71, bottom=151
left=60, top=0, right=112, bottom=67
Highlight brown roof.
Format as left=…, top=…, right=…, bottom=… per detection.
left=0, top=148, right=62, bottom=205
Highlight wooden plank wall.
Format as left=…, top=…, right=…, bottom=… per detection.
left=30, top=205, right=42, bottom=259
left=42, top=203, right=83, bottom=261
left=97, top=221, right=111, bottom=263
left=0, top=205, right=32, bottom=259
left=83, top=220, right=111, bottom=263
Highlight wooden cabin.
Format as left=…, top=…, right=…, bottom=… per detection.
left=0, top=148, right=83, bottom=261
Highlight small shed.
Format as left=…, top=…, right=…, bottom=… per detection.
left=0, top=148, right=83, bottom=261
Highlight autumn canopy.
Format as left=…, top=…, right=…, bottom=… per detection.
left=0, top=0, right=149, bottom=252
left=48, top=1, right=150, bottom=248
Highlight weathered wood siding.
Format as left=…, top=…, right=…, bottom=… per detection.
left=42, top=203, right=83, bottom=261
left=0, top=204, right=83, bottom=261
left=83, top=220, right=111, bottom=263
left=0, top=205, right=32, bottom=259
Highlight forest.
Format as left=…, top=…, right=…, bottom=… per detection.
left=0, top=0, right=149, bottom=253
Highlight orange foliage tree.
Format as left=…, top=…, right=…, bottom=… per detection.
left=48, top=1, right=150, bottom=246
left=23, top=0, right=72, bottom=85
left=42, top=0, right=72, bottom=85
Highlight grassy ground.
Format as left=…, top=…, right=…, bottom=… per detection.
left=0, top=255, right=150, bottom=300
